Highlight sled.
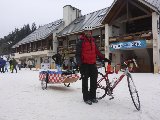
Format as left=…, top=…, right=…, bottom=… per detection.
left=39, top=70, right=79, bottom=89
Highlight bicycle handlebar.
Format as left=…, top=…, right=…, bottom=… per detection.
left=124, top=58, right=138, bottom=68
left=100, top=58, right=138, bottom=70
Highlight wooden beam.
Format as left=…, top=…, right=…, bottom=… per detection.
left=112, top=25, right=120, bottom=29
left=128, top=0, right=151, bottom=15
left=109, top=1, right=126, bottom=25
left=119, top=14, right=151, bottom=23
left=104, top=0, right=123, bottom=24
left=127, top=0, right=129, bottom=20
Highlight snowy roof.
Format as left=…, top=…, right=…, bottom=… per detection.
left=12, top=19, right=63, bottom=48
left=57, top=8, right=109, bottom=37
left=142, top=0, right=160, bottom=12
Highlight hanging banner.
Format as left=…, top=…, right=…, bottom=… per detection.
left=109, top=40, right=146, bottom=51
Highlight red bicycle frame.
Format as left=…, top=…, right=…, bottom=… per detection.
left=97, top=59, right=135, bottom=90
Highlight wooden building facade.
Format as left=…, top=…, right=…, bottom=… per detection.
left=102, top=0, right=160, bottom=73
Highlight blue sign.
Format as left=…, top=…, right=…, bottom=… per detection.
left=109, top=40, right=146, bottom=51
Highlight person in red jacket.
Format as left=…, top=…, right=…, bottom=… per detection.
left=76, top=27, right=110, bottom=105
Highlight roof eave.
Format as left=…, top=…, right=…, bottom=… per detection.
left=101, top=0, right=118, bottom=24
left=56, top=25, right=105, bottom=38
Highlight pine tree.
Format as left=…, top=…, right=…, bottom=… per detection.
left=31, top=23, right=37, bottom=31
left=0, top=23, right=37, bottom=55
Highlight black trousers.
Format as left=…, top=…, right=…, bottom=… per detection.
left=0, top=65, right=5, bottom=73
left=80, top=64, right=98, bottom=101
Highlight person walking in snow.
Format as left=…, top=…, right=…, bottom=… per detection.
left=4, top=61, right=9, bottom=72
left=17, top=60, right=22, bottom=70
left=0, top=58, right=6, bottom=73
left=10, top=58, right=18, bottom=73
left=52, top=51, right=63, bottom=72
left=75, top=26, right=110, bottom=105
left=27, top=60, right=33, bottom=70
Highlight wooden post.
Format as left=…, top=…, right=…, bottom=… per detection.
left=100, top=28, right=102, bottom=49
left=105, top=24, right=112, bottom=59
left=105, top=24, right=112, bottom=69
left=46, top=39, right=49, bottom=50
left=53, top=37, right=58, bottom=55
left=152, top=12, right=160, bottom=73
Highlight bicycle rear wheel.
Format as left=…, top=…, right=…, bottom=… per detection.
left=96, top=72, right=108, bottom=99
left=127, top=75, right=140, bottom=111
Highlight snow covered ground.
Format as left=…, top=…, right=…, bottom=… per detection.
left=0, top=68, right=160, bottom=120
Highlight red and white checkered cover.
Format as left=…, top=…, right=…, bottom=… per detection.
left=39, top=73, right=46, bottom=81
left=39, top=73, right=79, bottom=83
left=48, top=74, right=64, bottom=83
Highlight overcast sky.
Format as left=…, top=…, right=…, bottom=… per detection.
left=0, top=0, right=114, bottom=38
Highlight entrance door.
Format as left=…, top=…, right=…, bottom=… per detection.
left=136, top=58, right=145, bottom=72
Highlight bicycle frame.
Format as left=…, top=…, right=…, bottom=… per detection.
left=111, top=67, right=131, bottom=90
left=97, top=62, right=133, bottom=92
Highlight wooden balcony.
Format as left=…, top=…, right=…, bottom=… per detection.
left=109, top=30, right=152, bottom=42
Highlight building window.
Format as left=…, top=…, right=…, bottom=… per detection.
left=49, top=39, right=53, bottom=50
left=27, top=43, right=30, bottom=52
left=101, top=34, right=105, bottom=47
left=68, top=40, right=76, bottom=53
left=42, top=40, right=47, bottom=50
left=58, top=40, right=63, bottom=47
left=37, top=41, right=42, bottom=51
left=93, top=36, right=101, bottom=47
left=69, top=40, right=76, bottom=46
left=32, top=42, right=37, bottom=51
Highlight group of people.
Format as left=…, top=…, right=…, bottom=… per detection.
left=0, top=58, right=35, bottom=73
left=0, top=58, right=18, bottom=73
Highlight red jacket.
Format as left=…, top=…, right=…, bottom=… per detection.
left=76, top=35, right=104, bottom=65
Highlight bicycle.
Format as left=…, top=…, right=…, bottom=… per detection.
left=97, top=58, right=140, bottom=111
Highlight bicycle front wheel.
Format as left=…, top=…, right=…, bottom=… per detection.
left=127, top=75, right=140, bottom=111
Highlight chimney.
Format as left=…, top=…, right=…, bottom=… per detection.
left=63, top=5, right=82, bottom=27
